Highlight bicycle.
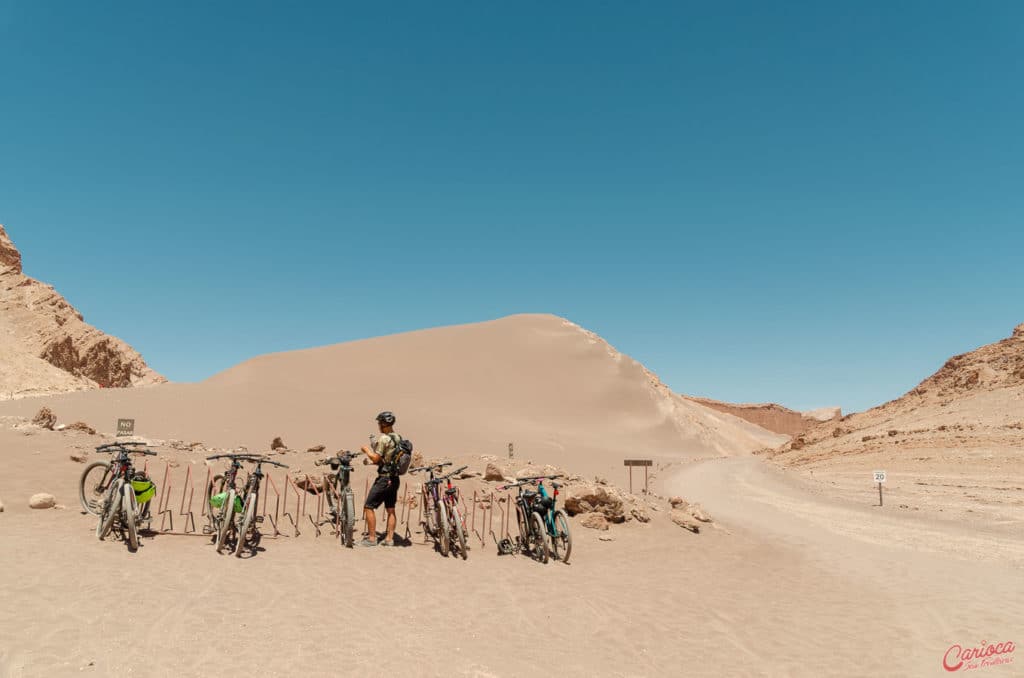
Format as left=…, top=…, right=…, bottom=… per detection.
left=206, top=454, right=288, bottom=557
left=410, top=462, right=453, bottom=556
left=79, top=441, right=151, bottom=515
left=523, top=475, right=572, bottom=564
left=92, top=443, right=158, bottom=551
left=497, top=478, right=551, bottom=563
left=314, top=451, right=359, bottom=548
left=440, top=465, right=470, bottom=560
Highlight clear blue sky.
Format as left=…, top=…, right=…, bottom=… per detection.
left=2, top=1, right=1022, bottom=412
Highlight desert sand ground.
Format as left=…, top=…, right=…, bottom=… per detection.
left=1, top=316, right=1021, bottom=677
left=1, top=423, right=1020, bottom=677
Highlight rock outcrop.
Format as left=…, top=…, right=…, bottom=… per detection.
left=769, top=322, right=1024, bottom=464
left=0, top=224, right=164, bottom=397
left=687, top=397, right=841, bottom=437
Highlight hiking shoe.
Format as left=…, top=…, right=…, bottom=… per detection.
left=358, top=538, right=377, bottom=548
left=379, top=540, right=395, bottom=547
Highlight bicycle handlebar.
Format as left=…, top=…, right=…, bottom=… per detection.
left=96, top=447, right=157, bottom=456
left=95, top=441, right=148, bottom=451
left=496, top=479, right=539, bottom=491
left=441, top=466, right=468, bottom=479
left=315, top=453, right=358, bottom=467
left=409, top=461, right=453, bottom=474
left=517, top=474, right=564, bottom=482
left=206, top=454, right=288, bottom=468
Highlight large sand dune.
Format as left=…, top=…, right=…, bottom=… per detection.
left=0, top=314, right=784, bottom=480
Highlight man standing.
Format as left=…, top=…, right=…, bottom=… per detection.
left=360, top=411, right=402, bottom=547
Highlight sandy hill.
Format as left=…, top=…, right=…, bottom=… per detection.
left=0, top=224, right=164, bottom=398
left=686, top=396, right=840, bottom=436
left=0, top=314, right=784, bottom=479
left=768, top=323, right=1024, bottom=523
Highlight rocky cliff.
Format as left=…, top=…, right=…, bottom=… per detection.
left=0, top=224, right=164, bottom=398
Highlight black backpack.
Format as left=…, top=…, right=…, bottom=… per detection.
left=384, top=433, right=413, bottom=476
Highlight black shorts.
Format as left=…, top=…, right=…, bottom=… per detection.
left=365, top=475, right=400, bottom=510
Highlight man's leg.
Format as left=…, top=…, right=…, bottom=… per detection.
left=385, top=508, right=397, bottom=543
left=364, top=507, right=377, bottom=543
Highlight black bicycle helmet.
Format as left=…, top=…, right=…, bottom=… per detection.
left=376, top=411, right=396, bottom=426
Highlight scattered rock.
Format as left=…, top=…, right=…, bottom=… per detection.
left=69, top=452, right=89, bottom=463
left=790, top=435, right=806, bottom=451
left=294, top=476, right=325, bottom=493
left=579, top=513, right=610, bottom=530
left=564, top=483, right=626, bottom=523
left=307, top=444, right=326, bottom=453
left=66, top=421, right=96, bottom=435
left=29, top=493, right=56, bottom=509
left=670, top=509, right=700, bottom=533
left=630, top=505, right=651, bottom=523
left=483, top=463, right=506, bottom=482
left=270, top=437, right=286, bottom=451
left=669, top=496, right=687, bottom=509
left=0, top=497, right=4, bottom=512
left=887, top=430, right=898, bottom=437
left=32, top=407, right=57, bottom=430
left=458, top=469, right=479, bottom=480
left=690, top=503, right=713, bottom=523
left=598, top=535, right=615, bottom=542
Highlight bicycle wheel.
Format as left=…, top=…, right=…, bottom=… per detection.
left=436, top=501, right=450, bottom=557
left=234, top=494, right=256, bottom=558
left=515, top=503, right=530, bottom=548
left=215, top=489, right=236, bottom=553
left=79, top=461, right=112, bottom=515
left=122, top=483, right=138, bottom=551
left=421, top=487, right=437, bottom=539
left=205, top=474, right=225, bottom=534
left=96, top=479, right=122, bottom=540
left=530, top=512, right=550, bottom=564
left=450, top=504, right=468, bottom=560
left=342, top=489, right=356, bottom=548
left=551, top=509, right=572, bottom=564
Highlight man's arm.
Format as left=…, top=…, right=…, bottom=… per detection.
left=361, top=444, right=382, bottom=464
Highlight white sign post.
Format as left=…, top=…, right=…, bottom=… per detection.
left=873, top=470, right=886, bottom=506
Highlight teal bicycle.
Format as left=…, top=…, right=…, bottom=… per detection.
left=522, top=475, right=572, bottom=564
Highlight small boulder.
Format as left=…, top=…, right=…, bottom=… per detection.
left=564, top=483, right=627, bottom=523
left=307, top=444, right=326, bottom=453
left=66, top=421, right=97, bottom=435
left=579, top=513, right=610, bottom=531
left=270, top=437, right=286, bottom=451
left=690, top=503, right=713, bottom=523
left=670, top=509, right=700, bottom=533
left=630, top=505, right=651, bottom=523
left=483, top=463, right=506, bottom=482
left=29, top=493, right=56, bottom=509
left=69, top=452, right=89, bottom=463
left=294, top=476, right=324, bottom=493
left=598, top=535, right=615, bottom=542
left=669, top=496, right=687, bottom=509
left=32, top=407, right=57, bottom=430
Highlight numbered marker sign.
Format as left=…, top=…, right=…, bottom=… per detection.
left=873, top=470, right=887, bottom=484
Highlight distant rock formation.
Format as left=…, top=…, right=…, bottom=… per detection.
left=769, top=322, right=1024, bottom=462
left=686, top=397, right=840, bottom=437
left=0, top=224, right=165, bottom=398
